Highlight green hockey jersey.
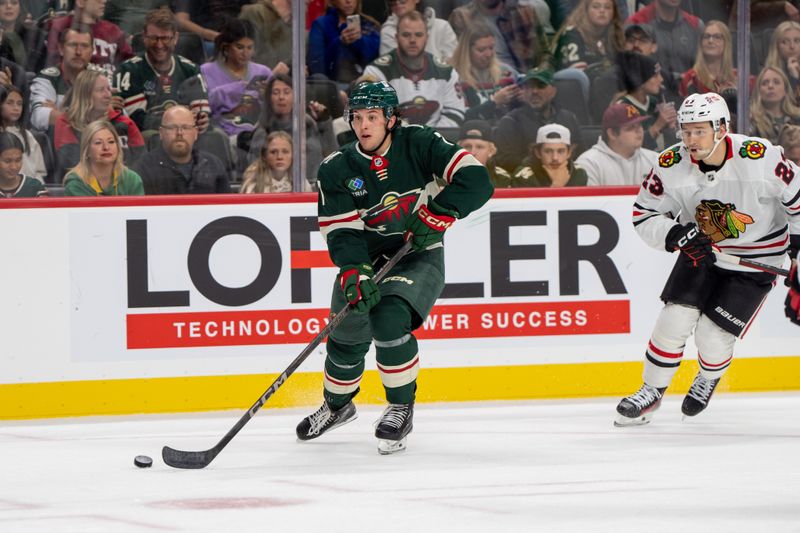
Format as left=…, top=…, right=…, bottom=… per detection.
left=317, top=124, right=493, bottom=267
left=115, top=54, right=210, bottom=132
left=0, top=175, right=47, bottom=198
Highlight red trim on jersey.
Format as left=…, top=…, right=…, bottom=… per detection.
left=648, top=341, right=683, bottom=359
left=445, top=150, right=469, bottom=183
left=318, top=212, right=361, bottom=227
left=718, top=235, right=788, bottom=250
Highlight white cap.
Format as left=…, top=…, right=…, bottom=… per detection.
left=536, top=123, right=571, bottom=145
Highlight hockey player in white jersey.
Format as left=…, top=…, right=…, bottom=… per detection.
left=616, top=92, right=800, bottom=426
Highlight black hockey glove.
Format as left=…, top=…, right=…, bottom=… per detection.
left=339, top=263, right=381, bottom=314
left=404, top=198, right=458, bottom=252
left=785, top=260, right=800, bottom=326
left=665, top=223, right=716, bottom=268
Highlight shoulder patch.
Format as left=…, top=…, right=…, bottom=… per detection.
left=432, top=55, right=451, bottom=69
left=41, top=66, right=60, bottom=76
left=739, top=139, right=766, bottom=160
left=177, top=55, right=197, bottom=66
left=373, top=54, right=393, bottom=66
left=320, top=150, right=343, bottom=166
left=126, top=55, right=143, bottom=64
left=658, top=147, right=681, bottom=168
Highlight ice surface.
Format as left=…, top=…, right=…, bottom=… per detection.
left=2, top=394, right=799, bottom=532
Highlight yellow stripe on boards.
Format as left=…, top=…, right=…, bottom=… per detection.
left=2, top=357, right=799, bottom=420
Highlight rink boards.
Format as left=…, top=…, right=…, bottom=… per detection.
left=1, top=188, right=798, bottom=419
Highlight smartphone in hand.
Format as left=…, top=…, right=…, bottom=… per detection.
left=346, top=14, right=360, bottom=32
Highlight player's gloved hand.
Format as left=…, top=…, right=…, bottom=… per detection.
left=404, top=198, right=458, bottom=252
left=339, top=263, right=380, bottom=314
left=665, top=223, right=716, bottom=268
left=785, top=260, right=800, bottom=325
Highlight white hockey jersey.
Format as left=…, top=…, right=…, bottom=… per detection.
left=633, top=134, right=800, bottom=272
left=364, top=50, right=465, bottom=128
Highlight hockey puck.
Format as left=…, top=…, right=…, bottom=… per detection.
left=134, top=455, right=153, bottom=468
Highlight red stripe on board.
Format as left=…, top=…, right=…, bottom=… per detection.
left=126, top=300, right=630, bottom=349
left=0, top=186, right=640, bottom=210
left=647, top=341, right=683, bottom=359
left=291, top=250, right=335, bottom=269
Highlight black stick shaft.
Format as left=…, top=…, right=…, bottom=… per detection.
left=162, top=240, right=413, bottom=469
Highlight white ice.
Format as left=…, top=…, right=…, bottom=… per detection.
left=2, top=394, right=800, bottom=532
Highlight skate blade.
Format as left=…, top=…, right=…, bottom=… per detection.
left=613, top=413, right=653, bottom=427
left=377, top=437, right=407, bottom=455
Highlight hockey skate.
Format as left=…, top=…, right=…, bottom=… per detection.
left=296, top=401, right=357, bottom=441
left=375, top=403, right=414, bottom=455
left=682, top=372, right=720, bottom=418
left=614, top=384, right=667, bottom=427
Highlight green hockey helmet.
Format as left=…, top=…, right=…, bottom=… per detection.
left=344, top=81, right=399, bottom=123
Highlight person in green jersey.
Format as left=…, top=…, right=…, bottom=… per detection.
left=64, top=119, right=144, bottom=196
left=0, top=133, right=47, bottom=198
left=296, top=81, right=493, bottom=454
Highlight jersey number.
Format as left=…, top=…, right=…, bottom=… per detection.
left=642, top=170, right=664, bottom=196
left=775, top=160, right=795, bottom=185
left=115, top=71, right=131, bottom=92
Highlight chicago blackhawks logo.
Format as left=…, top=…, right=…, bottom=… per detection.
left=739, top=140, right=766, bottom=160
left=363, top=190, right=421, bottom=235
left=695, top=199, right=754, bottom=243
left=658, top=148, right=681, bottom=168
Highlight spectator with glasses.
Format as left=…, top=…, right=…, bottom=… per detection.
left=45, top=0, right=134, bottom=74
left=133, top=105, right=230, bottom=194
left=115, top=7, right=210, bottom=134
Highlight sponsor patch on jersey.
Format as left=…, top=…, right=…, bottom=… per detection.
left=658, top=147, right=681, bottom=168
left=695, top=199, right=754, bottom=242
left=347, top=177, right=367, bottom=197
left=739, top=140, right=766, bottom=160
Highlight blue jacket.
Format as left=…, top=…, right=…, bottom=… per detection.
left=307, top=8, right=380, bottom=82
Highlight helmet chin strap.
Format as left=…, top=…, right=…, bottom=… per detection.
left=697, top=130, right=726, bottom=162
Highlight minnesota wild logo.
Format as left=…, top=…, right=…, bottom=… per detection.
left=739, top=140, right=766, bottom=160
left=363, top=189, right=421, bottom=235
left=658, top=147, right=681, bottom=168
left=695, top=199, right=754, bottom=243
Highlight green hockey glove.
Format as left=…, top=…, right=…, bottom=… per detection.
left=339, top=263, right=381, bottom=313
left=404, top=199, right=458, bottom=252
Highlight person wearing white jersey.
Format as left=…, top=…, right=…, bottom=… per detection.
left=615, top=92, right=800, bottom=426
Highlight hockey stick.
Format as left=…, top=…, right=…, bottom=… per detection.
left=162, top=240, right=413, bottom=469
left=713, top=250, right=790, bottom=277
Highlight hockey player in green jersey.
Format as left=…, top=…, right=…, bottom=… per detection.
left=296, top=81, right=493, bottom=454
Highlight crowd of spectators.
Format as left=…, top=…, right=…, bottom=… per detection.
left=2, top=0, right=800, bottom=198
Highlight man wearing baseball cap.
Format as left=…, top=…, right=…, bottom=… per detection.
left=494, top=65, right=580, bottom=171
left=576, top=103, right=658, bottom=186
left=513, top=123, right=587, bottom=187
left=457, top=119, right=513, bottom=187
left=624, top=23, right=658, bottom=57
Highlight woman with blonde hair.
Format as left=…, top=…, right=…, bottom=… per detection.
left=749, top=66, right=800, bottom=144
left=552, top=0, right=625, bottom=71
left=55, top=69, right=144, bottom=180
left=764, top=20, right=800, bottom=98
left=241, top=131, right=303, bottom=193
left=450, top=21, right=520, bottom=123
left=63, top=120, right=144, bottom=196
left=680, top=21, right=743, bottom=98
